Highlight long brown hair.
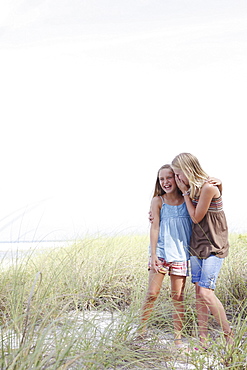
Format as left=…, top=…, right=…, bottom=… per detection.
left=153, top=164, right=175, bottom=197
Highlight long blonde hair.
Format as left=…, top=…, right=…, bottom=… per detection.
left=171, top=153, right=208, bottom=199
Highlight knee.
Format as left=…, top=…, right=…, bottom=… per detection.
left=145, top=290, right=159, bottom=302
left=170, top=288, right=184, bottom=302
left=198, top=286, right=213, bottom=302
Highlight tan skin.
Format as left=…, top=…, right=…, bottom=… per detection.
left=140, top=168, right=187, bottom=346
left=174, top=169, right=220, bottom=223
left=173, top=168, right=233, bottom=346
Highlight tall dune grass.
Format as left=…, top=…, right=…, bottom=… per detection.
left=0, top=234, right=246, bottom=369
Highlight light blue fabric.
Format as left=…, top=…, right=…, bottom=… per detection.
left=190, top=255, right=224, bottom=289
left=149, top=200, right=192, bottom=262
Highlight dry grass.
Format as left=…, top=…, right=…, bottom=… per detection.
left=0, top=233, right=246, bottom=369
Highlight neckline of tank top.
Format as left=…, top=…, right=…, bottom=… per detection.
left=160, top=196, right=185, bottom=207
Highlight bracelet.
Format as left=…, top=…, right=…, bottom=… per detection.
left=182, top=190, right=190, bottom=196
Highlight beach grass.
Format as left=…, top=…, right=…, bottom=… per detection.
left=0, top=233, right=246, bottom=369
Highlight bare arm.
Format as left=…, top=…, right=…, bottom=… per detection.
left=149, top=197, right=162, bottom=271
left=183, top=184, right=216, bottom=223
left=175, top=179, right=219, bottom=223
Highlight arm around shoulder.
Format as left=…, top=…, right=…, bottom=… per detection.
left=208, top=177, right=223, bottom=194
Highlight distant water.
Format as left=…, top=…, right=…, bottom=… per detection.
left=0, top=240, right=73, bottom=266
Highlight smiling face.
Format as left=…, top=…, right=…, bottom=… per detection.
left=158, top=168, right=177, bottom=193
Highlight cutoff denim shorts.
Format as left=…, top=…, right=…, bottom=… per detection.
left=190, top=254, right=224, bottom=290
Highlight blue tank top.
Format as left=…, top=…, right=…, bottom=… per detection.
left=149, top=197, right=192, bottom=262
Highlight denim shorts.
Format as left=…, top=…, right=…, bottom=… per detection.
left=190, top=254, right=224, bottom=290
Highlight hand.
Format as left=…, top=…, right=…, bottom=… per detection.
left=150, top=255, right=161, bottom=273
left=175, top=175, right=189, bottom=194
left=148, top=210, right=154, bottom=223
left=208, top=177, right=221, bottom=186
left=208, top=177, right=222, bottom=194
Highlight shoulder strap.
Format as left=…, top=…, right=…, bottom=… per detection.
left=159, top=195, right=165, bottom=204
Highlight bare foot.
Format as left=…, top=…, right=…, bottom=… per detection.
left=224, top=330, right=234, bottom=346
left=174, top=338, right=183, bottom=346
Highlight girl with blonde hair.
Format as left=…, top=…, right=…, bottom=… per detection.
left=171, top=153, right=233, bottom=348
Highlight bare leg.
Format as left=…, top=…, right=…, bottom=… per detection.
left=198, top=286, right=233, bottom=345
left=170, top=275, right=186, bottom=345
left=140, top=270, right=165, bottom=335
left=195, top=283, right=209, bottom=345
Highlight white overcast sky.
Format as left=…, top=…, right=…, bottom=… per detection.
left=0, top=0, right=247, bottom=241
